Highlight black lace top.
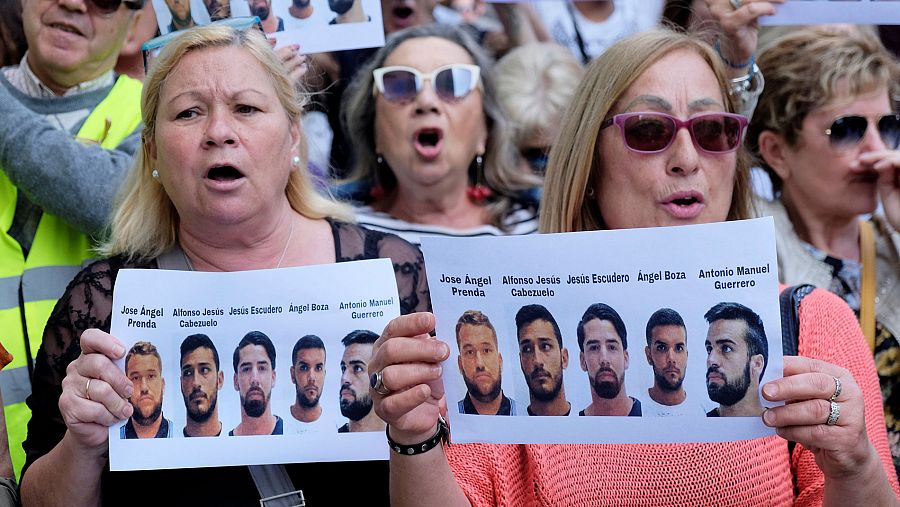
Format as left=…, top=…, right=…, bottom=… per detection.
left=23, top=220, right=430, bottom=506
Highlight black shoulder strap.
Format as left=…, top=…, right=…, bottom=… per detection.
left=778, top=284, right=815, bottom=463
left=780, top=284, right=815, bottom=357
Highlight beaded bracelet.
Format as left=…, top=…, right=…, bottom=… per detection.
left=714, top=39, right=755, bottom=69
left=386, top=416, right=449, bottom=456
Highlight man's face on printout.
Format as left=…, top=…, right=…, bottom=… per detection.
left=579, top=318, right=628, bottom=399
left=646, top=324, right=688, bottom=392
left=181, top=346, right=224, bottom=422
left=457, top=324, right=503, bottom=403
left=248, top=0, right=272, bottom=19
left=293, top=347, right=326, bottom=408
left=165, top=0, right=192, bottom=21
left=235, top=344, right=276, bottom=418
left=127, top=354, right=165, bottom=426
left=340, top=343, right=374, bottom=421
left=705, top=319, right=754, bottom=406
left=518, top=319, right=567, bottom=402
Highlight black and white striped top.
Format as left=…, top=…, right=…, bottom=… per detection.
left=354, top=205, right=540, bottom=247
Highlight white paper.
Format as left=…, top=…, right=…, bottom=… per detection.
left=761, top=0, right=900, bottom=25
left=108, top=259, right=397, bottom=471
left=152, top=0, right=386, bottom=53
left=421, top=218, right=782, bottom=445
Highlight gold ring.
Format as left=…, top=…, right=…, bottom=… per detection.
left=85, top=378, right=93, bottom=401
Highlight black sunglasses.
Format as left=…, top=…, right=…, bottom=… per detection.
left=824, top=113, right=900, bottom=150
left=88, top=0, right=144, bottom=15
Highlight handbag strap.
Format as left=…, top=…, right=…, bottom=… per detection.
left=859, top=220, right=877, bottom=352
left=249, top=465, right=305, bottom=507
left=779, top=283, right=814, bottom=468
left=156, top=244, right=304, bottom=506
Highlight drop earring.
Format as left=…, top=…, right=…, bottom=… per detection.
left=466, top=154, right=492, bottom=203
left=370, top=155, right=386, bottom=201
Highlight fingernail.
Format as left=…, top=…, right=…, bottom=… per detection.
left=125, top=384, right=134, bottom=398
left=432, top=365, right=443, bottom=377
left=438, top=343, right=450, bottom=357
left=763, top=383, right=777, bottom=398
left=115, top=344, right=125, bottom=357
left=763, top=409, right=775, bottom=426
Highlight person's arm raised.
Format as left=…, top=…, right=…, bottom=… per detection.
left=703, top=0, right=784, bottom=79
left=20, top=329, right=133, bottom=507
left=370, top=313, right=471, bottom=507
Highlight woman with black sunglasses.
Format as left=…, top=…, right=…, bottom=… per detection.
left=341, top=24, right=540, bottom=247
left=368, top=28, right=899, bottom=506
left=748, top=27, right=900, bottom=479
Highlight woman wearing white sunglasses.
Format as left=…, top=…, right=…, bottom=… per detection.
left=342, top=24, right=540, bottom=246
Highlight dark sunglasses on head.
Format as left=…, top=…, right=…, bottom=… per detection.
left=89, top=0, right=144, bottom=15
left=601, top=111, right=748, bottom=155
left=372, top=64, right=481, bottom=104
left=824, top=113, right=900, bottom=150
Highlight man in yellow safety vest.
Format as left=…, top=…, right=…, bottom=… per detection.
left=0, top=0, right=146, bottom=479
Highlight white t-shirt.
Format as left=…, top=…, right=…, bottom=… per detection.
left=534, top=0, right=663, bottom=62
left=282, top=406, right=335, bottom=435
left=641, top=391, right=707, bottom=417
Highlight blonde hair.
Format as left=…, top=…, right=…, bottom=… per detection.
left=100, top=25, right=352, bottom=261
left=747, top=27, right=899, bottom=194
left=540, top=29, right=752, bottom=233
left=495, top=42, right=584, bottom=148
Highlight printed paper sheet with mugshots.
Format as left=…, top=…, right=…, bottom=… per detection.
left=421, top=218, right=784, bottom=445
left=108, top=259, right=398, bottom=471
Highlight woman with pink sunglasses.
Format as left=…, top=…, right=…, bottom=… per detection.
left=368, top=28, right=900, bottom=506
left=342, top=24, right=540, bottom=247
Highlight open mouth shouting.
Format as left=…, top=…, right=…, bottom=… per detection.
left=413, top=127, right=444, bottom=160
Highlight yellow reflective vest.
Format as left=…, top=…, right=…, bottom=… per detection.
left=0, top=75, right=142, bottom=479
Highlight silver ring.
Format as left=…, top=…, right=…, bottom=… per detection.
left=830, top=377, right=842, bottom=402
left=729, top=0, right=743, bottom=9
left=371, top=370, right=391, bottom=396
left=85, top=378, right=93, bottom=401
left=826, top=401, right=841, bottom=426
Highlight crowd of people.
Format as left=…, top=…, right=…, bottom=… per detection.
left=1, top=0, right=899, bottom=505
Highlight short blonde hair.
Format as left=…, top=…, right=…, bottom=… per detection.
left=747, top=27, right=899, bottom=194
left=101, top=25, right=352, bottom=261
left=540, top=29, right=752, bottom=233
left=495, top=43, right=584, bottom=148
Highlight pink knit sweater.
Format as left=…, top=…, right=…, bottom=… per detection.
left=446, top=289, right=900, bottom=506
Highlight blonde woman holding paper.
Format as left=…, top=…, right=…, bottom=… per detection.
left=19, top=24, right=428, bottom=506
left=369, top=28, right=899, bottom=506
